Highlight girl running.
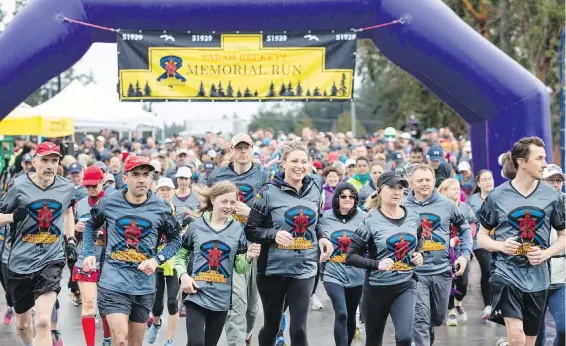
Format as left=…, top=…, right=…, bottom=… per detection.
left=346, top=171, right=423, bottom=346
left=359, top=162, right=385, bottom=210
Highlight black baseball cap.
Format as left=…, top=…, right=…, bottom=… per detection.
left=376, top=171, right=409, bottom=189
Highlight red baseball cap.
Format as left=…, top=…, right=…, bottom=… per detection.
left=327, top=152, right=339, bottom=164
left=124, top=155, right=155, bottom=173
left=81, top=166, right=105, bottom=186
left=35, top=142, right=62, bottom=157
left=313, top=160, right=323, bottom=170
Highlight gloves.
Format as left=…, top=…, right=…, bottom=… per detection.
left=65, top=238, right=78, bottom=262
left=182, top=216, right=194, bottom=228
left=13, top=206, right=28, bottom=223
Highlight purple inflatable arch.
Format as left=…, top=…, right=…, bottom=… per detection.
left=0, top=0, right=552, bottom=182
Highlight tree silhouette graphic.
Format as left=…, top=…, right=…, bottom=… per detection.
left=244, top=87, right=252, bottom=97
left=197, top=81, right=206, bottom=97
left=217, top=82, right=225, bottom=97
left=286, top=81, right=294, bottom=96
left=237, top=89, right=242, bottom=97
left=135, top=81, right=143, bottom=97
left=330, top=81, right=338, bottom=97
left=296, top=82, right=303, bottom=96
left=253, top=90, right=259, bottom=97
left=268, top=82, right=275, bottom=97
left=313, top=87, right=321, bottom=96
left=338, top=73, right=348, bottom=96
left=143, top=81, right=152, bottom=97
left=210, top=83, right=217, bottom=97
left=127, top=82, right=135, bottom=97
left=279, top=83, right=287, bottom=96
left=323, top=90, right=327, bottom=97
left=226, top=82, right=234, bottom=97
left=306, top=89, right=311, bottom=96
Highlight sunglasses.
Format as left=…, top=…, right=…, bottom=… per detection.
left=339, top=195, right=355, bottom=200
left=547, top=179, right=564, bottom=184
left=84, top=185, right=98, bottom=189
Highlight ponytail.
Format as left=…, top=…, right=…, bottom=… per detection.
left=364, top=188, right=382, bottom=211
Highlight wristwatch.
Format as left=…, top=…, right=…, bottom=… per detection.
left=155, top=254, right=167, bottom=265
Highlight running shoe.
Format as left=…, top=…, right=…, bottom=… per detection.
left=164, top=341, right=173, bottom=346
left=71, top=292, right=82, bottom=306
left=146, top=322, right=162, bottom=344
left=179, top=304, right=186, bottom=317
left=51, top=330, right=64, bottom=346
left=102, top=338, right=112, bottom=346
left=496, top=340, right=508, bottom=346
left=310, top=294, right=323, bottom=310
left=275, top=334, right=287, bottom=346
left=455, top=305, right=467, bottom=321
left=446, top=313, right=458, bottom=327
left=3, top=307, right=14, bottom=325
left=482, top=305, right=492, bottom=320
left=245, top=336, right=252, bottom=345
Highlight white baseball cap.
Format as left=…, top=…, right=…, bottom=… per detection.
left=457, top=161, right=471, bottom=172
left=543, top=164, right=565, bottom=179
left=345, top=159, right=356, bottom=167
left=175, top=166, right=193, bottom=179
left=156, top=177, right=175, bottom=189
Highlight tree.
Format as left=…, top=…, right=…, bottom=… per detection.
left=197, top=81, right=206, bottom=97
left=135, top=81, right=143, bottom=97
left=338, top=73, right=348, bottom=96
left=323, top=90, right=327, bottom=97
left=286, top=81, right=294, bottom=96
left=313, top=87, right=321, bottom=96
left=279, top=83, right=287, bottom=96
left=330, top=81, right=338, bottom=96
left=244, top=87, right=252, bottom=97
left=237, top=89, right=242, bottom=97
left=217, top=81, right=225, bottom=97
left=226, top=82, right=234, bottom=97
left=254, top=90, right=259, bottom=97
left=294, top=114, right=313, bottom=135
left=306, top=89, right=311, bottom=96
left=143, top=81, right=152, bottom=97
left=332, top=111, right=367, bottom=135
left=295, top=82, right=303, bottom=96
left=210, top=83, right=217, bottom=97
left=127, top=83, right=135, bottom=97
left=268, top=82, right=276, bottom=97
left=248, top=104, right=297, bottom=133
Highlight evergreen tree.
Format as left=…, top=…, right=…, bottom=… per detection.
left=330, top=81, right=338, bottom=96
left=127, top=83, right=135, bottom=97
left=268, top=81, right=276, bottom=97
left=237, top=89, right=242, bottom=97
left=286, top=81, right=294, bottom=96
left=217, top=81, right=225, bottom=97
left=254, top=90, right=259, bottom=97
left=135, top=81, right=143, bottom=97
left=197, top=81, right=206, bottom=97
left=143, top=81, right=152, bottom=97
left=295, top=82, right=303, bottom=96
left=306, top=89, right=311, bottom=96
left=244, top=87, right=252, bottom=97
left=279, top=83, right=287, bottom=96
left=338, top=73, right=348, bottom=96
left=226, top=82, right=234, bottom=97
left=313, top=87, right=321, bottom=96
left=323, top=90, right=327, bottom=97
left=210, top=83, right=217, bottom=97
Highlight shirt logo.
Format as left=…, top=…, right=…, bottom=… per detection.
left=329, top=230, right=353, bottom=263
left=280, top=206, right=316, bottom=250
left=419, top=213, right=445, bottom=252
left=386, top=233, right=417, bottom=271
left=22, top=199, right=63, bottom=244
left=193, top=240, right=231, bottom=284
left=111, top=216, right=153, bottom=263
left=508, top=207, right=547, bottom=256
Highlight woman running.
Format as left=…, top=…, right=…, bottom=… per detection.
left=346, top=171, right=423, bottom=346
left=245, top=139, right=333, bottom=346
left=320, top=182, right=366, bottom=346
left=72, top=165, right=112, bottom=346
left=175, top=181, right=260, bottom=346
left=438, top=178, right=477, bottom=326
left=467, top=169, right=494, bottom=319
left=359, top=162, right=385, bottom=210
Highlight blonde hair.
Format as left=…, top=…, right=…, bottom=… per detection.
left=364, top=189, right=382, bottom=212
left=410, top=163, right=435, bottom=181
left=438, top=178, right=460, bottom=197
left=192, top=181, right=239, bottom=214
left=281, top=139, right=308, bottom=164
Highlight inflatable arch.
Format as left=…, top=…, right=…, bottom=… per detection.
left=0, top=0, right=552, bottom=182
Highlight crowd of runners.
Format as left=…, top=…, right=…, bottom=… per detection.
left=0, top=123, right=564, bottom=346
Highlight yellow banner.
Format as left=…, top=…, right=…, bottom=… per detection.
left=117, top=31, right=356, bottom=101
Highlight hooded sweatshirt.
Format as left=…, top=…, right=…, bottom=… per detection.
left=245, top=172, right=325, bottom=279
left=405, top=189, right=472, bottom=275
left=319, top=183, right=366, bottom=287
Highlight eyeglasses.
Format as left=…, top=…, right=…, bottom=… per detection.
left=547, top=179, right=564, bottom=184
left=339, top=195, right=355, bottom=200
left=84, top=185, right=98, bottom=189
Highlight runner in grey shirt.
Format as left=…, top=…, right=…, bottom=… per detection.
left=478, top=137, right=565, bottom=343
left=0, top=142, right=75, bottom=346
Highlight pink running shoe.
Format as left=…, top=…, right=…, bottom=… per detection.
left=51, top=330, right=64, bottom=346
left=3, top=307, right=14, bottom=325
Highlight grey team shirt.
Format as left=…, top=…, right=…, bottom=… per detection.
left=182, top=218, right=247, bottom=311
left=172, top=192, right=200, bottom=215
left=480, top=181, right=565, bottom=292
left=1, top=174, right=75, bottom=274
left=320, top=209, right=366, bottom=287
left=405, top=189, right=472, bottom=276
left=74, top=196, right=106, bottom=269
left=83, top=190, right=181, bottom=295
left=468, top=192, right=484, bottom=250
left=352, top=208, right=422, bottom=286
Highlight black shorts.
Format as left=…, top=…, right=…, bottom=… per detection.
left=489, top=274, right=547, bottom=336
left=7, top=260, right=65, bottom=314
left=97, top=285, right=155, bottom=323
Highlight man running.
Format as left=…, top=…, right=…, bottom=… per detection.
left=207, top=132, right=271, bottom=346
left=82, top=155, right=181, bottom=346
left=478, top=137, right=565, bottom=346
left=0, top=142, right=76, bottom=346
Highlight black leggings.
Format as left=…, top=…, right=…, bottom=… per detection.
left=323, top=282, right=363, bottom=346
left=256, top=274, right=315, bottom=346
left=185, top=301, right=228, bottom=346
left=152, top=269, right=180, bottom=317
left=473, top=248, right=492, bottom=306
left=362, top=279, right=417, bottom=346
left=0, top=261, right=13, bottom=307
left=448, top=263, right=470, bottom=309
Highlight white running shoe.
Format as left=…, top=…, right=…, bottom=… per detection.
left=456, top=306, right=467, bottom=322
left=446, top=312, right=458, bottom=326
left=482, top=305, right=492, bottom=320
left=310, top=294, right=324, bottom=310
left=496, top=339, right=508, bottom=346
